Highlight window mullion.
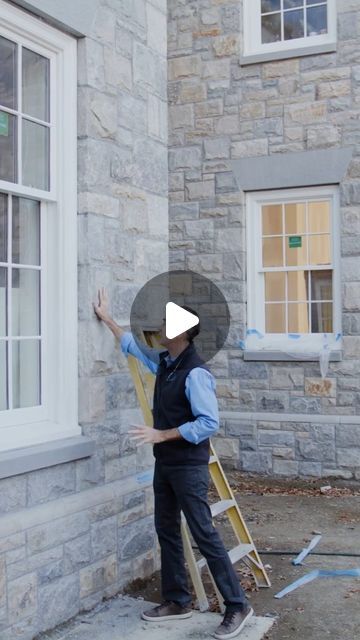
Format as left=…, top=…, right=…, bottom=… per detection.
left=8, top=195, right=13, bottom=410
left=18, top=43, right=22, bottom=186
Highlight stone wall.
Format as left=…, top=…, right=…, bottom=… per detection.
left=168, top=0, right=360, bottom=479
left=0, top=1, right=168, bottom=637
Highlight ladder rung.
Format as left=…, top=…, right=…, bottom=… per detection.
left=197, top=543, right=254, bottom=571
left=209, top=455, right=217, bottom=464
left=210, top=499, right=236, bottom=518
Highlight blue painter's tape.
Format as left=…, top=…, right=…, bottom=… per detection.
left=288, top=334, right=301, bottom=340
left=239, top=341, right=246, bottom=350
left=136, top=469, right=154, bottom=485
left=246, top=329, right=264, bottom=338
left=275, top=568, right=360, bottom=599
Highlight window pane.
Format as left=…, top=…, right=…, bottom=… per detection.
left=308, top=201, right=330, bottom=233
left=311, top=303, right=333, bottom=333
left=12, top=339, right=41, bottom=408
left=286, top=236, right=307, bottom=266
left=262, top=13, right=281, bottom=43
left=288, top=271, right=309, bottom=302
left=0, top=268, right=7, bottom=336
left=12, top=269, right=40, bottom=336
left=288, top=302, right=309, bottom=333
left=22, top=120, right=50, bottom=190
left=263, top=237, right=283, bottom=267
left=0, top=111, right=17, bottom=182
left=307, top=5, right=327, bottom=36
left=284, top=0, right=303, bottom=8
left=284, top=9, right=305, bottom=40
left=0, top=340, right=8, bottom=410
left=261, top=0, right=281, bottom=12
left=265, top=272, right=286, bottom=301
left=22, top=48, right=50, bottom=122
left=12, top=197, right=40, bottom=265
left=0, top=193, right=7, bottom=262
left=285, top=203, right=306, bottom=235
left=262, top=204, right=283, bottom=235
left=311, top=270, right=332, bottom=301
left=0, top=36, right=17, bottom=110
left=309, top=234, right=331, bottom=265
left=266, top=304, right=286, bottom=333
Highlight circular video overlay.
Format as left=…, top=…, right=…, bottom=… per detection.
left=130, top=270, right=230, bottom=364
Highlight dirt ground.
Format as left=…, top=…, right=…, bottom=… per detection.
left=125, top=472, right=360, bottom=640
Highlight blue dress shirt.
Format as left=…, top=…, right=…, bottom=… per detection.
left=120, top=332, right=219, bottom=444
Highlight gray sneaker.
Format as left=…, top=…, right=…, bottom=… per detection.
left=214, top=605, right=254, bottom=639
left=141, top=601, right=193, bottom=622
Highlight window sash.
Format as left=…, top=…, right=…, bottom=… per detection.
left=246, top=187, right=341, bottom=349
left=243, top=0, right=336, bottom=60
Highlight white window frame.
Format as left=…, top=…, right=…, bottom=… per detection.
left=246, top=186, right=342, bottom=356
left=242, top=0, right=337, bottom=64
left=0, top=0, right=80, bottom=452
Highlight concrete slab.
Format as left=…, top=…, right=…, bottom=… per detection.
left=49, top=596, right=275, bottom=640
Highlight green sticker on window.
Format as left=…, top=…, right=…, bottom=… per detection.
left=0, top=112, right=9, bottom=136
left=289, top=236, right=302, bottom=249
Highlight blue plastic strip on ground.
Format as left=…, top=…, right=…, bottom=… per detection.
left=292, top=535, right=322, bottom=565
left=275, top=568, right=360, bottom=599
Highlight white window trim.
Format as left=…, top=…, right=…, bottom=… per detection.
left=0, top=0, right=80, bottom=452
left=246, top=186, right=342, bottom=356
left=242, top=0, right=337, bottom=65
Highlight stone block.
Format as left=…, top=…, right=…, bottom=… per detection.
left=337, top=448, right=360, bottom=467
left=195, top=99, right=224, bottom=118
left=169, top=146, right=202, bottom=171
left=213, top=438, right=239, bottom=462
left=0, top=557, right=5, bottom=609
left=185, top=180, right=215, bottom=200
left=343, top=283, right=360, bottom=310
left=336, top=424, right=360, bottom=447
left=307, top=125, right=340, bottom=149
left=64, top=534, right=92, bottom=572
left=27, top=464, right=76, bottom=507
left=170, top=202, right=199, bottom=220
left=118, top=92, right=147, bottom=134
left=259, top=430, right=294, bottom=447
left=229, top=360, right=268, bottom=380
left=263, top=59, right=299, bottom=78
left=231, top=138, right=268, bottom=158
left=257, top=392, right=289, bottom=412
left=254, top=117, right=283, bottom=137
left=204, top=137, right=230, bottom=159
left=285, top=102, right=327, bottom=125
left=223, top=253, right=245, bottom=280
left=305, top=378, right=336, bottom=398
left=27, top=513, right=90, bottom=554
left=213, top=35, right=239, bottom=57
left=270, top=367, right=304, bottom=390
left=169, top=104, right=194, bottom=129
left=133, top=138, right=168, bottom=195
left=215, top=228, right=243, bottom=252
left=134, top=42, right=166, bottom=99
left=187, top=253, right=223, bottom=274
left=241, top=451, right=272, bottom=474
left=273, top=447, right=295, bottom=459
left=239, top=102, right=266, bottom=120
left=0, top=476, right=26, bottom=514
left=104, top=49, right=132, bottom=91
left=169, top=55, right=201, bottom=80
left=289, top=397, right=322, bottom=414
left=273, top=460, right=299, bottom=476
left=78, top=88, right=118, bottom=140
left=202, top=59, right=230, bottom=80
left=80, top=554, right=117, bottom=599
left=6, top=547, right=63, bottom=583
left=317, top=80, right=351, bottom=99
left=8, top=573, right=37, bottom=624
left=79, top=376, right=106, bottom=423
left=91, top=517, right=117, bottom=560
left=298, top=462, right=322, bottom=477
left=215, top=115, right=239, bottom=135
left=146, top=3, right=167, bottom=55
left=118, top=515, right=155, bottom=560
left=177, top=81, right=208, bottom=104
left=37, top=575, right=79, bottom=632
left=78, top=38, right=105, bottom=90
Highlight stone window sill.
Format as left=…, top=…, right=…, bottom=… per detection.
left=243, top=351, right=342, bottom=362
left=0, top=436, right=95, bottom=480
left=240, top=42, right=337, bottom=66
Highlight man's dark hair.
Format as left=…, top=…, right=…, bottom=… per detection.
left=181, top=305, right=200, bottom=342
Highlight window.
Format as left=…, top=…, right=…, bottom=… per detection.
left=242, top=0, right=337, bottom=64
left=0, top=1, right=79, bottom=452
left=246, top=187, right=341, bottom=354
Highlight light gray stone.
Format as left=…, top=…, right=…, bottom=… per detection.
left=27, top=464, right=76, bottom=507
left=38, top=575, right=79, bottom=632
left=0, top=476, right=26, bottom=514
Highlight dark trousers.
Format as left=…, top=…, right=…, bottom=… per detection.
left=153, top=461, right=248, bottom=612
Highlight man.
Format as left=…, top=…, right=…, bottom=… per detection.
left=94, top=288, right=253, bottom=639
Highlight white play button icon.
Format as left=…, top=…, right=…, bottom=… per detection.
left=165, top=302, right=199, bottom=340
